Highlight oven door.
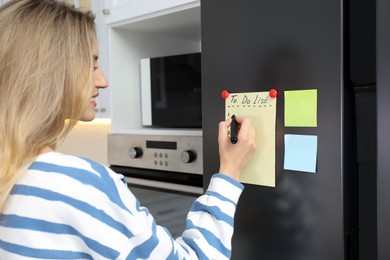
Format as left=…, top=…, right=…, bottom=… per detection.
left=110, top=166, right=202, bottom=238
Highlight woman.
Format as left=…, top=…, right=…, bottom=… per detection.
left=0, top=0, right=256, bottom=259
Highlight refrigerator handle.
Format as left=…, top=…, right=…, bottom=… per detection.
left=345, top=228, right=357, bottom=260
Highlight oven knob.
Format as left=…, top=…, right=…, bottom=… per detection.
left=181, top=150, right=196, bottom=163
left=129, top=147, right=143, bottom=159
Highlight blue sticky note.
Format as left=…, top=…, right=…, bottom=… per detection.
left=284, top=134, right=318, bottom=173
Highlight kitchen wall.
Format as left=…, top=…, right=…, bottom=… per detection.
left=56, top=119, right=111, bottom=166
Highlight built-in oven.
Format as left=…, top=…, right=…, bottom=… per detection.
left=109, top=51, right=203, bottom=237
left=108, top=131, right=203, bottom=237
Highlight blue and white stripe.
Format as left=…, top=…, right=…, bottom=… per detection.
left=0, top=152, right=244, bottom=259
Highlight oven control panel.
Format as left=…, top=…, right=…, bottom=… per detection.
left=108, top=133, right=203, bottom=175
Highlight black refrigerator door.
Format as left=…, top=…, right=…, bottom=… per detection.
left=201, top=1, right=357, bottom=259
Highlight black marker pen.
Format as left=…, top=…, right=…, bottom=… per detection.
left=230, top=114, right=238, bottom=144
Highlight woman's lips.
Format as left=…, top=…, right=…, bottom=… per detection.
left=90, top=96, right=97, bottom=107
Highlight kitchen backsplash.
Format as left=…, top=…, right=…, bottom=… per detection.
left=56, top=119, right=111, bottom=166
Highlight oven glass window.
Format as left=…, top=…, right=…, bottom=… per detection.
left=129, top=185, right=197, bottom=238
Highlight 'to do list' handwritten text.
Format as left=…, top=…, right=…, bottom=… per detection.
left=228, top=93, right=272, bottom=107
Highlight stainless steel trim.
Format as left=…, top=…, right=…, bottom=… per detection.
left=125, top=177, right=203, bottom=195
left=140, top=58, right=152, bottom=126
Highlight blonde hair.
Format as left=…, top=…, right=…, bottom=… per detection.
left=0, top=0, right=96, bottom=210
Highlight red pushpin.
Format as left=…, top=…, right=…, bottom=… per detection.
left=221, top=90, right=230, bottom=99
left=269, top=88, right=278, bottom=98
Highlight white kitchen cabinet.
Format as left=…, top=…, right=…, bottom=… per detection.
left=103, top=0, right=201, bottom=132
left=103, top=0, right=199, bottom=27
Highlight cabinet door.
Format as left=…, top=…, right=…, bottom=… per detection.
left=104, top=0, right=199, bottom=25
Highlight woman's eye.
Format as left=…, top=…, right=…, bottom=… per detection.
left=93, top=66, right=98, bottom=71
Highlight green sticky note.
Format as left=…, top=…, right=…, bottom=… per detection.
left=285, top=89, right=317, bottom=127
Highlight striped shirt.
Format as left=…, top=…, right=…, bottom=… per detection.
left=0, top=152, right=244, bottom=259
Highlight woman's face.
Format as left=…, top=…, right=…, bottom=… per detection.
left=80, top=41, right=108, bottom=121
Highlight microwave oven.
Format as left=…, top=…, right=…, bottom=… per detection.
left=140, top=52, right=202, bottom=128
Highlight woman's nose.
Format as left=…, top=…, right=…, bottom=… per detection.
left=95, top=68, right=108, bottom=88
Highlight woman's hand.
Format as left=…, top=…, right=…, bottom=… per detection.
left=218, top=116, right=256, bottom=181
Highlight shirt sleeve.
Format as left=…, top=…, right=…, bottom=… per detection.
left=175, top=173, right=244, bottom=259
left=114, top=173, right=244, bottom=260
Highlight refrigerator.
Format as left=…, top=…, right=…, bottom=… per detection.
left=201, top=0, right=376, bottom=259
